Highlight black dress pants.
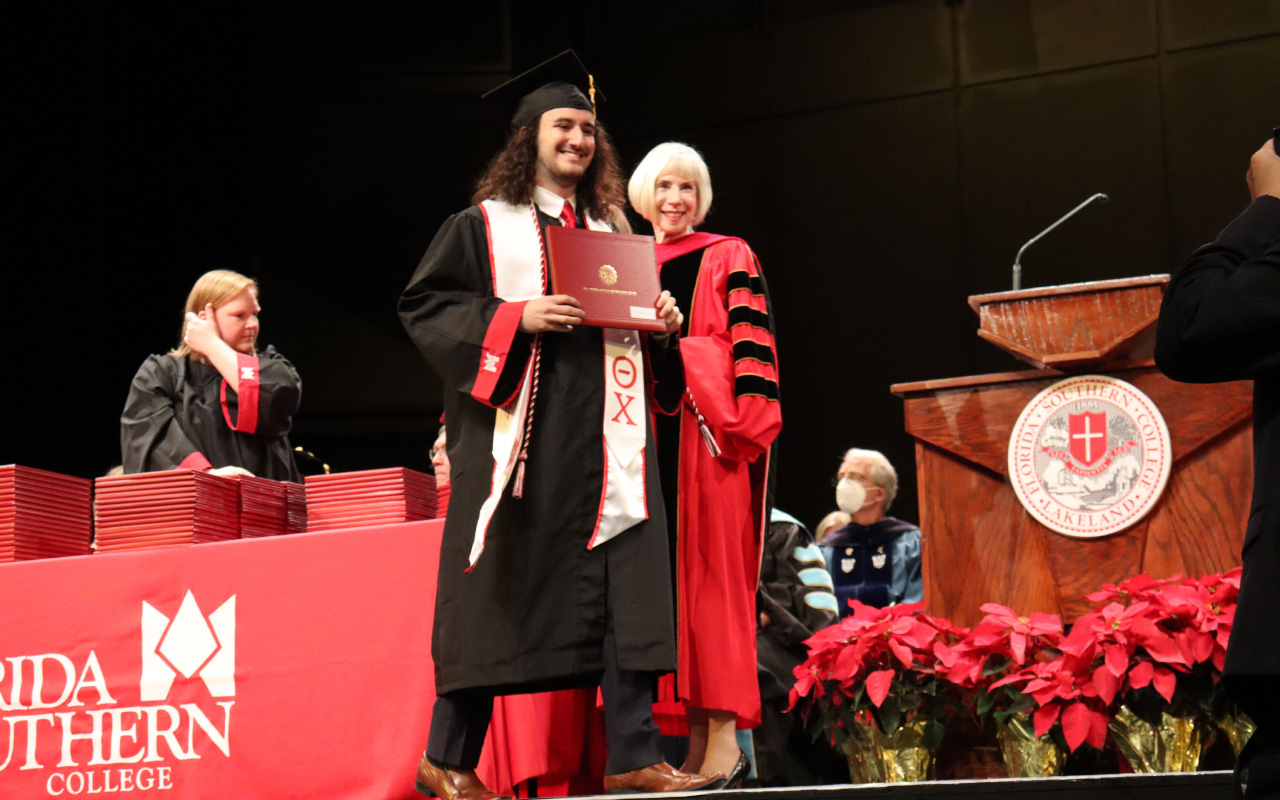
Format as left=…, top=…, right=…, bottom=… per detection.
left=426, top=629, right=664, bottom=776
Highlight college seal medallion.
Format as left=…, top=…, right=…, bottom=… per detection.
left=1007, top=374, right=1171, bottom=538
left=598, top=264, right=618, bottom=286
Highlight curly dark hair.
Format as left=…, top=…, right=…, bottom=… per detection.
left=472, top=117, right=626, bottom=223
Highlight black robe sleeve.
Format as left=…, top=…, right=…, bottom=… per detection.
left=121, top=355, right=205, bottom=473
left=646, top=331, right=685, bottom=415
left=1155, top=195, right=1280, bottom=383
left=398, top=208, right=533, bottom=405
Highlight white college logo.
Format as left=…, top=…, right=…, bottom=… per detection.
left=240, top=366, right=255, bottom=381
left=1008, top=375, right=1171, bottom=538
left=141, top=591, right=235, bottom=701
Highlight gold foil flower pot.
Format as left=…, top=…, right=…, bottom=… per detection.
left=996, top=714, right=1066, bottom=778
left=1213, top=709, right=1256, bottom=758
left=1108, top=705, right=1209, bottom=773
left=841, top=718, right=935, bottom=783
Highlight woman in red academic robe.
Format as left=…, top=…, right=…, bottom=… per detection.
left=628, top=143, right=782, bottom=786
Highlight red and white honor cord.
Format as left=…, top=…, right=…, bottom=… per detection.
left=686, top=389, right=722, bottom=458
left=513, top=202, right=549, bottom=498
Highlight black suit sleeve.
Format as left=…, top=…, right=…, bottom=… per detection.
left=1155, top=195, right=1280, bottom=383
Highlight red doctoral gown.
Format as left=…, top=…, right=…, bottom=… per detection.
left=655, top=232, right=781, bottom=727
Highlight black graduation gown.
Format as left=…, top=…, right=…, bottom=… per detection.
left=121, top=347, right=301, bottom=482
left=1155, top=194, right=1280, bottom=684
left=399, top=204, right=683, bottom=696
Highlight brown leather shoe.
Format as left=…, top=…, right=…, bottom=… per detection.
left=603, top=762, right=726, bottom=794
left=414, top=753, right=511, bottom=800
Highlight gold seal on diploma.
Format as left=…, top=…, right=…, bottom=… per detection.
left=598, top=265, right=618, bottom=286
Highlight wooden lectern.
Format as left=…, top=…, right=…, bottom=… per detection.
left=891, top=276, right=1252, bottom=626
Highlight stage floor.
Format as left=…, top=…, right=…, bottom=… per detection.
left=598, top=771, right=1232, bottom=800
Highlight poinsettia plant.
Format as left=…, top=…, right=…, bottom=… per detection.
left=986, top=643, right=1113, bottom=752
left=790, top=601, right=960, bottom=751
left=1061, top=570, right=1240, bottom=725
left=937, top=603, right=1083, bottom=738
left=967, top=570, right=1241, bottom=751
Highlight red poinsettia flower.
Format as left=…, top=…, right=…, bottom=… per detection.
left=1063, top=601, right=1185, bottom=670
left=1085, top=573, right=1170, bottom=605
left=991, top=649, right=1109, bottom=752
left=971, top=602, right=1063, bottom=665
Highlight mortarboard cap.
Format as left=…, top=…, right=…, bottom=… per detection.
left=482, top=49, right=603, bottom=129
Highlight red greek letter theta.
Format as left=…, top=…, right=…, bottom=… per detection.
left=611, top=355, right=637, bottom=389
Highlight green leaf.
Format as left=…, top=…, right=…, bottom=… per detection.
left=982, top=654, right=1011, bottom=677
left=975, top=688, right=995, bottom=717
left=876, top=702, right=902, bottom=734
left=921, top=720, right=945, bottom=752
left=808, top=704, right=838, bottom=742
left=898, top=689, right=917, bottom=714
left=831, top=725, right=849, bottom=750
left=1007, top=690, right=1037, bottom=717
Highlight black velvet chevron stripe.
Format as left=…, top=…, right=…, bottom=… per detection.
left=735, top=373, right=779, bottom=400
left=728, top=305, right=770, bottom=330
left=733, top=339, right=776, bottom=365
left=727, top=270, right=766, bottom=296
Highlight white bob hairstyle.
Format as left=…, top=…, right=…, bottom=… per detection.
left=627, top=142, right=714, bottom=228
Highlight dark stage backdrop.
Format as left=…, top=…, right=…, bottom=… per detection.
left=8, top=1, right=1278, bottom=533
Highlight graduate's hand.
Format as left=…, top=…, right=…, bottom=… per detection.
left=1247, top=138, right=1280, bottom=201
left=520, top=295, right=584, bottom=333
left=184, top=303, right=224, bottom=357
left=656, top=290, right=683, bottom=335
left=208, top=465, right=254, bottom=478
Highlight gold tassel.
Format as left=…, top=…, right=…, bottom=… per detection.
left=589, top=74, right=596, bottom=119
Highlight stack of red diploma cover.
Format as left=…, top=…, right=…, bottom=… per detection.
left=236, top=475, right=288, bottom=537
left=0, top=464, right=92, bottom=561
left=285, top=481, right=308, bottom=533
left=304, top=468, right=437, bottom=531
left=93, top=470, right=239, bottom=552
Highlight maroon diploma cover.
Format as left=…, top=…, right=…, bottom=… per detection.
left=546, top=226, right=666, bottom=332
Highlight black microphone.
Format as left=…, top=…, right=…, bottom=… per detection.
left=1012, top=193, right=1109, bottom=291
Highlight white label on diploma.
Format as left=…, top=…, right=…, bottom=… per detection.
left=629, top=306, right=658, bottom=320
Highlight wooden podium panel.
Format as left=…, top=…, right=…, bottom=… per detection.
left=893, top=277, right=1254, bottom=626
left=900, top=367, right=1251, bottom=625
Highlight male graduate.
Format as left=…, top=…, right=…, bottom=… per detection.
left=399, top=52, right=723, bottom=799
left=1156, top=136, right=1280, bottom=799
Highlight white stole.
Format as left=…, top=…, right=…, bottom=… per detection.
left=471, top=199, right=648, bottom=567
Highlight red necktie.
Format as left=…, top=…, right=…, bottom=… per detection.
left=560, top=201, right=577, bottom=229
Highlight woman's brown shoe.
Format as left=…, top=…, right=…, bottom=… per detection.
left=414, top=754, right=511, bottom=800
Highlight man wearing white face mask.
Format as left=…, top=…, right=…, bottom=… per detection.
left=819, top=449, right=923, bottom=615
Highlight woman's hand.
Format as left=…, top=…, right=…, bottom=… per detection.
left=184, top=302, right=243, bottom=391
left=183, top=303, right=223, bottom=358
left=656, top=290, right=683, bottom=335
left=520, top=295, right=585, bottom=333
left=207, top=465, right=254, bottom=477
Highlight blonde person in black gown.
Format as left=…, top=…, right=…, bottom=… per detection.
left=121, top=269, right=301, bottom=481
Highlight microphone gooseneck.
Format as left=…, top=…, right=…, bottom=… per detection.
left=1012, top=192, right=1109, bottom=291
